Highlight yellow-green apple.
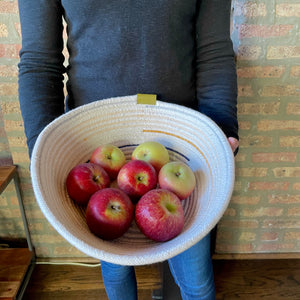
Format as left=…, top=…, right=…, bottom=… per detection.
left=66, top=163, right=110, bottom=205
left=86, top=188, right=134, bottom=240
left=158, top=161, right=196, bottom=200
left=90, top=144, right=126, bottom=179
left=131, top=141, right=169, bottom=173
left=117, top=160, right=157, bottom=202
left=135, top=189, right=184, bottom=242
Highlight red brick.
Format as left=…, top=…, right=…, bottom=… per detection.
left=273, top=167, right=300, bottom=178
left=267, top=46, right=300, bottom=59
left=236, top=167, right=267, bottom=177
left=31, top=234, right=65, bottom=244
left=231, top=196, right=260, bottom=205
left=249, top=181, right=289, bottom=191
left=34, top=246, right=50, bottom=257
left=293, top=183, right=300, bottom=190
left=0, top=82, right=18, bottom=95
left=238, top=102, right=280, bottom=115
left=252, top=152, right=297, bottom=163
left=260, top=232, right=278, bottom=241
left=269, top=194, right=300, bottom=204
left=14, top=22, right=21, bottom=37
left=218, top=220, right=259, bottom=229
left=1, top=101, right=21, bottom=114
left=233, top=181, right=242, bottom=192
left=287, top=103, right=300, bottom=115
left=259, top=85, right=300, bottom=97
left=215, top=243, right=254, bottom=253
left=3, top=120, right=24, bottom=131
left=238, top=121, right=251, bottom=130
left=54, top=246, right=85, bottom=256
left=234, top=2, right=267, bottom=18
left=238, top=85, right=254, bottom=97
left=0, top=1, right=19, bottom=14
left=0, top=65, right=18, bottom=77
left=239, top=232, right=256, bottom=242
left=239, top=136, right=273, bottom=148
left=0, top=44, right=21, bottom=58
left=290, top=66, right=300, bottom=77
left=237, top=66, right=285, bottom=78
left=237, top=45, right=261, bottom=60
left=223, top=208, right=236, bottom=217
left=256, top=243, right=295, bottom=252
left=0, top=23, right=8, bottom=37
left=280, top=136, right=300, bottom=147
left=263, top=219, right=300, bottom=229
left=257, top=120, right=300, bottom=131
left=288, top=207, right=300, bottom=216
left=216, top=231, right=233, bottom=241
left=242, top=207, right=283, bottom=217
left=235, top=152, right=246, bottom=162
left=276, top=4, right=300, bottom=17
left=239, top=24, right=293, bottom=39
left=28, top=222, right=44, bottom=232
left=285, top=232, right=300, bottom=241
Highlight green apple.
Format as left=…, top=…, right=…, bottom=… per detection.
left=158, top=161, right=196, bottom=200
left=131, top=141, right=169, bottom=173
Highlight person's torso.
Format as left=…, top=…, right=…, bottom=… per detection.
left=61, top=0, right=198, bottom=109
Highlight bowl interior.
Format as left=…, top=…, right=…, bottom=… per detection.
left=31, top=95, right=234, bottom=265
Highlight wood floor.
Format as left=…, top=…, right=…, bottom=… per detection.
left=20, top=258, right=300, bottom=300
left=0, top=248, right=33, bottom=300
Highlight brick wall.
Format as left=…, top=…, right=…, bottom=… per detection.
left=0, top=0, right=299, bottom=257
left=0, top=0, right=86, bottom=257
left=216, top=0, right=300, bottom=253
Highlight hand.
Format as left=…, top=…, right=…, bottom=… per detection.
left=228, top=137, right=239, bottom=154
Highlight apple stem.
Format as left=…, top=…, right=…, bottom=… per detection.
left=165, top=203, right=176, bottom=213
left=93, top=175, right=100, bottom=182
left=111, top=204, right=121, bottom=212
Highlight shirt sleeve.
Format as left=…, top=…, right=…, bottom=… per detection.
left=18, top=0, right=66, bottom=157
left=195, top=0, right=238, bottom=141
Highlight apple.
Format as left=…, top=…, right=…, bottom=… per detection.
left=86, top=188, right=134, bottom=240
left=158, top=161, right=196, bottom=200
left=90, top=144, right=126, bottom=179
left=66, top=162, right=110, bottom=205
left=135, top=189, right=184, bottom=242
left=117, top=160, right=157, bottom=202
left=131, top=141, right=169, bottom=173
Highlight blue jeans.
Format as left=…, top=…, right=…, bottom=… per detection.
left=100, top=233, right=215, bottom=300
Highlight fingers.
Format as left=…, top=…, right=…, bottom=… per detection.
left=228, top=137, right=239, bottom=153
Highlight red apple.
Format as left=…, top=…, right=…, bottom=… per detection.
left=131, top=141, right=169, bottom=173
left=66, top=162, right=110, bottom=205
left=90, top=144, right=126, bottom=179
left=158, top=161, right=196, bottom=200
left=135, top=189, right=185, bottom=242
left=86, top=188, right=134, bottom=240
left=117, top=160, right=157, bottom=202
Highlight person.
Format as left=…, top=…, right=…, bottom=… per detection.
left=18, top=0, right=239, bottom=299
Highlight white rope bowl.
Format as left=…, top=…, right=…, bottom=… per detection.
left=30, top=95, right=235, bottom=265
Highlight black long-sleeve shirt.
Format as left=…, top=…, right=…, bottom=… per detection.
left=18, top=0, right=238, bottom=156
